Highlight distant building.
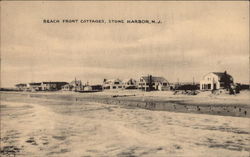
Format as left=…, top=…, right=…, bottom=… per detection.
left=138, top=75, right=170, bottom=91
left=15, top=83, right=28, bottom=91
left=122, top=78, right=137, bottom=89
left=83, top=85, right=103, bottom=91
left=200, top=71, right=234, bottom=90
left=16, top=82, right=68, bottom=91
left=61, top=84, right=72, bottom=91
left=62, top=79, right=82, bottom=91
left=103, top=79, right=123, bottom=90
left=91, top=85, right=103, bottom=91
left=27, top=82, right=42, bottom=91
left=84, top=85, right=92, bottom=91
left=41, top=82, right=68, bottom=91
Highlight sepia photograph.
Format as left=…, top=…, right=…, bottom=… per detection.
left=0, top=1, right=249, bottom=157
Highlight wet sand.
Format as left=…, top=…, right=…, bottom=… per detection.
left=2, top=90, right=250, bottom=117
left=1, top=91, right=250, bottom=156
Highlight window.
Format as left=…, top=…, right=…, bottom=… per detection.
left=208, top=84, right=211, bottom=89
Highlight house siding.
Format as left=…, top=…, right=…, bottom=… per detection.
left=200, top=72, right=233, bottom=90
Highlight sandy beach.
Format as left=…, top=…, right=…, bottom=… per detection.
left=3, top=90, right=249, bottom=117
left=1, top=91, right=250, bottom=157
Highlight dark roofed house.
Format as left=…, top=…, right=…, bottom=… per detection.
left=15, top=83, right=28, bottom=91
left=27, top=82, right=42, bottom=91
left=41, top=82, right=68, bottom=91
left=200, top=71, right=234, bottom=90
left=62, top=84, right=73, bottom=91
left=138, top=75, right=170, bottom=91
left=103, top=78, right=123, bottom=90
left=122, top=78, right=137, bottom=89
left=62, top=79, right=82, bottom=91
left=15, top=82, right=68, bottom=91
left=83, top=85, right=103, bottom=92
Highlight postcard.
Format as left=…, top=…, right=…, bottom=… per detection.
left=1, top=1, right=249, bottom=157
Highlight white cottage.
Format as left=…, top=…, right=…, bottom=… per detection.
left=15, top=83, right=28, bottom=91
left=138, top=75, right=170, bottom=91
left=122, top=78, right=137, bottom=89
left=62, top=80, right=82, bottom=91
left=200, top=71, right=234, bottom=90
left=103, top=79, right=123, bottom=90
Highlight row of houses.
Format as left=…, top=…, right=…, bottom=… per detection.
left=16, top=82, right=68, bottom=91
left=15, top=75, right=171, bottom=92
left=103, top=71, right=235, bottom=91
left=15, top=71, right=236, bottom=92
left=102, top=76, right=170, bottom=91
left=61, top=80, right=103, bottom=92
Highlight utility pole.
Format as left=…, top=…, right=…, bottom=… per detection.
left=148, top=74, right=153, bottom=91
left=75, top=77, right=77, bottom=92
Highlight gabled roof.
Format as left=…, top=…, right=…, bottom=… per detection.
left=212, top=72, right=233, bottom=80
left=15, top=83, right=27, bottom=87
left=70, top=80, right=82, bottom=85
left=122, top=78, right=136, bottom=83
left=29, top=82, right=42, bottom=85
left=202, top=72, right=234, bottom=82
left=212, top=72, right=233, bottom=79
left=141, top=76, right=168, bottom=83
left=105, top=78, right=122, bottom=83
left=42, top=81, right=68, bottom=84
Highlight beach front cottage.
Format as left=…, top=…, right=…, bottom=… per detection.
left=103, top=79, right=123, bottom=90
left=41, top=82, right=68, bottom=91
left=62, top=80, right=83, bottom=91
left=200, top=71, right=234, bottom=90
left=138, top=75, right=170, bottom=91
left=15, top=83, right=28, bottom=91
left=71, top=80, right=83, bottom=91
left=27, top=82, right=42, bottom=91
left=62, top=84, right=72, bottom=91
left=16, top=82, right=68, bottom=91
left=91, top=85, right=103, bottom=91
left=83, top=85, right=103, bottom=92
left=122, top=78, right=137, bottom=89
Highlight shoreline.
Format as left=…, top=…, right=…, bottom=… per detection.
left=1, top=90, right=250, bottom=118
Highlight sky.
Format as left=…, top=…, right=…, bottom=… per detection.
left=1, top=1, right=249, bottom=87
